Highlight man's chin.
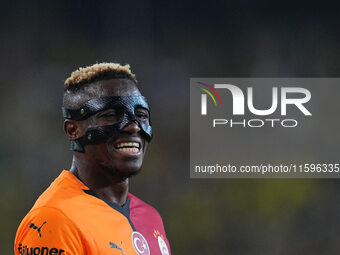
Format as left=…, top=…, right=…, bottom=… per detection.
left=100, top=164, right=142, bottom=179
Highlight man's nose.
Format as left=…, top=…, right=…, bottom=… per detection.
left=123, top=121, right=141, bottom=133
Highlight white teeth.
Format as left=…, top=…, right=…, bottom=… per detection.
left=117, top=147, right=139, bottom=152
left=115, top=141, right=141, bottom=153
left=115, top=142, right=140, bottom=149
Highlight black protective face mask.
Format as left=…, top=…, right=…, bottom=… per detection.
left=62, top=96, right=152, bottom=152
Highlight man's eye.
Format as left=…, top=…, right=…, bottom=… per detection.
left=137, top=113, right=147, bottom=118
left=103, top=113, right=116, bottom=117
left=98, top=111, right=118, bottom=118
left=136, top=112, right=149, bottom=120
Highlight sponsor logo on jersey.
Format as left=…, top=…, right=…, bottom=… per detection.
left=109, top=241, right=124, bottom=255
left=28, top=221, right=47, bottom=238
left=154, top=230, right=169, bottom=255
left=18, top=243, right=65, bottom=255
left=132, top=231, right=150, bottom=255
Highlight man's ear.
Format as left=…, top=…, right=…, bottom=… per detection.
left=64, top=120, right=84, bottom=140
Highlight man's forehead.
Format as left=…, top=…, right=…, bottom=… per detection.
left=68, top=79, right=141, bottom=107
left=86, top=79, right=141, bottom=97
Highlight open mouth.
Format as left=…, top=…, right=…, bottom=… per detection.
left=114, top=141, right=141, bottom=153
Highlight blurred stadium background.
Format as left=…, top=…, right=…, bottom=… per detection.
left=1, top=1, right=340, bottom=254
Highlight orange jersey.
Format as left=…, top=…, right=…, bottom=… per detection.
left=14, top=170, right=171, bottom=255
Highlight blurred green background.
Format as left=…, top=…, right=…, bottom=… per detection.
left=2, top=1, right=340, bottom=254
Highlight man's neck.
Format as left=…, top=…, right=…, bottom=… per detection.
left=69, top=157, right=129, bottom=206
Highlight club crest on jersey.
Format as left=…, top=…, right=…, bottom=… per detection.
left=154, top=230, right=169, bottom=255
left=132, top=231, right=150, bottom=255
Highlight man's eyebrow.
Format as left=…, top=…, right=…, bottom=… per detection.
left=96, top=108, right=118, bottom=115
left=135, top=106, right=150, bottom=111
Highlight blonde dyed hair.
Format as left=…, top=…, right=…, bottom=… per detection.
left=64, top=62, right=137, bottom=90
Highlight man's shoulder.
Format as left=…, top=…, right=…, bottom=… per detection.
left=14, top=205, right=85, bottom=254
left=127, top=193, right=170, bottom=252
left=15, top=171, right=89, bottom=250
left=128, top=193, right=163, bottom=222
left=30, top=170, right=86, bottom=214
left=128, top=193, right=159, bottom=212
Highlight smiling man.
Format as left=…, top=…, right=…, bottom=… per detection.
left=14, top=63, right=171, bottom=255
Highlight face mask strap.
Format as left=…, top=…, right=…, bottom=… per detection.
left=70, top=121, right=152, bottom=152
left=62, top=96, right=150, bottom=121
left=70, top=140, right=84, bottom=152
left=62, top=96, right=152, bottom=152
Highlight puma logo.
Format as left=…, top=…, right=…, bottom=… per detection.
left=109, top=241, right=124, bottom=255
left=29, top=221, right=47, bottom=238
